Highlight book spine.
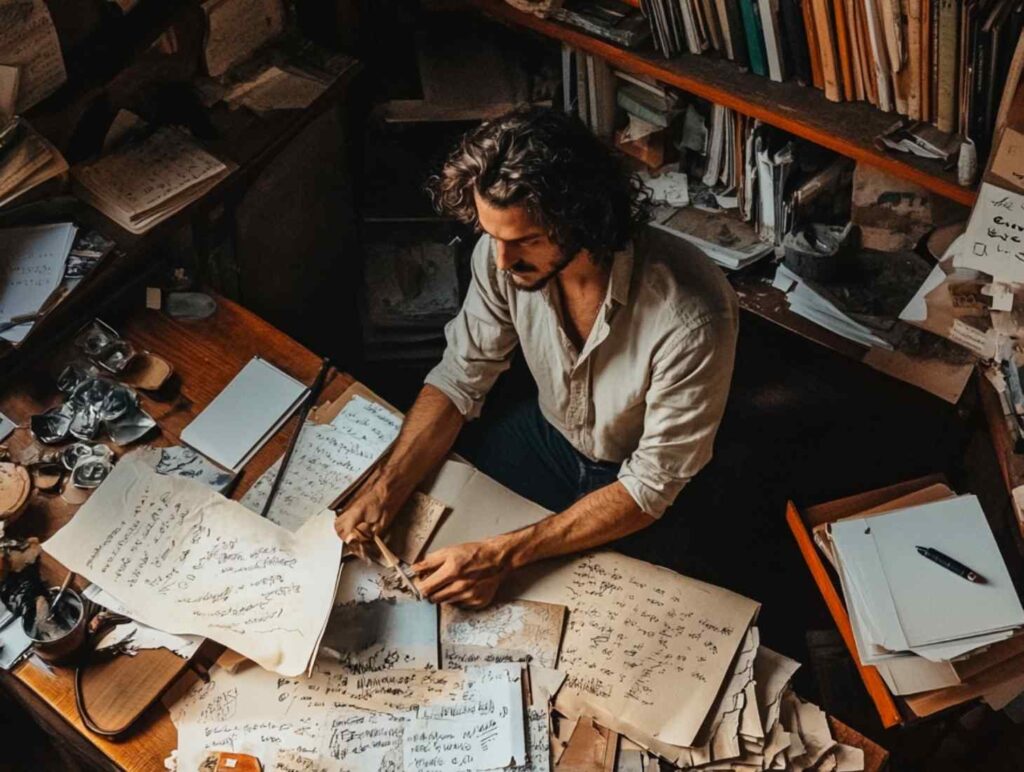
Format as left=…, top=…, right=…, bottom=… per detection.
left=726, top=0, right=752, bottom=67
left=781, top=0, right=813, bottom=85
left=715, top=0, right=736, bottom=57
left=907, top=0, right=922, bottom=119
left=739, top=0, right=769, bottom=75
left=832, top=0, right=855, bottom=100
left=759, top=0, right=787, bottom=81
left=935, top=0, right=958, bottom=132
left=616, top=89, right=673, bottom=127
left=813, top=0, right=843, bottom=101
left=802, top=0, right=826, bottom=88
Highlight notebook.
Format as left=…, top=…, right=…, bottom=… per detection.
left=180, top=357, right=308, bottom=471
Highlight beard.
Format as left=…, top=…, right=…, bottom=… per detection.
left=503, top=251, right=576, bottom=293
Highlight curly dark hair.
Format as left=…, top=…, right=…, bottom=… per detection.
left=427, top=107, right=652, bottom=267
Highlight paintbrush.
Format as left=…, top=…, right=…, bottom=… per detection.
left=373, top=533, right=421, bottom=600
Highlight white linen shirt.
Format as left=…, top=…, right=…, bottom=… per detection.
left=424, top=228, right=739, bottom=517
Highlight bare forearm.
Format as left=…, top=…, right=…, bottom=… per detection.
left=494, top=481, right=654, bottom=570
left=373, top=384, right=465, bottom=509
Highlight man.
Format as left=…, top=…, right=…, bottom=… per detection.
left=336, top=107, right=738, bottom=607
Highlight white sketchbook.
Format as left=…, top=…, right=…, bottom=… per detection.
left=180, top=356, right=308, bottom=471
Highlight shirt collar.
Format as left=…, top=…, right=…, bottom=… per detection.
left=608, top=242, right=634, bottom=307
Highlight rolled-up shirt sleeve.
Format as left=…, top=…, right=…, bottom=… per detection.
left=424, top=235, right=520, bottom=419
left=618, top=313, right=737, bottom=517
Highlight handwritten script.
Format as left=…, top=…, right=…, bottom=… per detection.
left=508, top=551, right=759, bottom=747
left=42, top=459, right=342, bottom=676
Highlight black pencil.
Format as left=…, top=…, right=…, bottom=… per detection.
left=259, top=357, right=331, bottom=518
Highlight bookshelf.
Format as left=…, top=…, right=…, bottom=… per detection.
left=466, top=0, right=976, bottom=208
left=0, top=57, right=362, bottom=380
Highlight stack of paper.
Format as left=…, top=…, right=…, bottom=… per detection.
left=650, top=204, right=774, bottom=271
left=826, top=494, right=1024, bottom=673
left=0, top=222, right=77, bottom=345
left=0, top=119, right=68, bottom=210
left=72, top=127, right=232, bottom=234
left=773, top=264, right=894, bottom=350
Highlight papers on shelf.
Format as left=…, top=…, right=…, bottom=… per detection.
left=72, top=127, right=232, bottom=234
left=650, top=205, right=773, bottom=270
left=43, top=459, right=342, bottom=676
left=0, top=0, right=66, bottom=111
left=241, top=395, right=402, bottom=529
left=773, top=264, right=892, bottom=350
left=202, top=0, right=286, bottom=78
left=0, top=223, right=77, bottom=344
left=829, top=495, right=1024, bottom=665
left=224, top=65, right=329, bottom=112
left=0, top=118, right=68, bottom=210
left=181, top=356, right=309, bottom=472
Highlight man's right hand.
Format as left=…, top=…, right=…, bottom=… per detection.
left=334, top=477, right=397, bottom=562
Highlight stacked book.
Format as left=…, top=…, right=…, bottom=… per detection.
left=815, top=487, right=1024, bottom=704
left=72, top=126, right=233, bottom=235
left=0, top=117, right=68, bottom=210
left=637, top=0, right=1024, bottom=160
left=360, top=240, right=461, bottom=364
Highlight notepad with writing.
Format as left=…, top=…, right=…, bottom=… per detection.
left=181, top=356, right=308, bottom=471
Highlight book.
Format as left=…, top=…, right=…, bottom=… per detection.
left=739, top=0, right=770, bottom=76
left=72, top=127, right=232, bottom=235
left=759, top=0, right=788, bottom=81
left=780, top=0, right=813, bottom=84
left=935, top=0, right=959, bottom=131
left=813, top=0, right=844, bottom=101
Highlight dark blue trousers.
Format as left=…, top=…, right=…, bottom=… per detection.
left=455, top=399, right=620, bottom=513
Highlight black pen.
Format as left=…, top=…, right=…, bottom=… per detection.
left=916, top=546, right=986, bottom=584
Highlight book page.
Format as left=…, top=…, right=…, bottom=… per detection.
left=42, top=459, right=342, bottom=676
left=0, top=0, right=66, bottom=111
left=73, top=127, right=227, bottom=220
left=203, top=0, right=286, bottom=77
left=506, top=551, right=760, bottom=748
left=0, top=223, right=75, bottom=340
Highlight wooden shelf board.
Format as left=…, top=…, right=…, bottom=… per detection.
left=468, top=0, right=975, bottom=207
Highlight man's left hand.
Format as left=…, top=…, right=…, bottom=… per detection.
left=411, top=539, right=511, bottom=608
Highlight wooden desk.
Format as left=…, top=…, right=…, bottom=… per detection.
left=0, top=293, right=352, bottom=771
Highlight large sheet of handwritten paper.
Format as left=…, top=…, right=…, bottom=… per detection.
left=507, top=551, right=760, bottom=749
left=241, top=395, right=403, bottom=530
left=0, top=222, right=76, bottom=343
left=42, top=459, right=342, bottom=676
left=171, top=662, right=530, bottom=771
left=0, top=0, right=67, bottom=111
left=954, top=182, right=1024, bottom=282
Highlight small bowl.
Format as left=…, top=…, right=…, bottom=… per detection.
left=23, top=588, right=88, bottom=665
